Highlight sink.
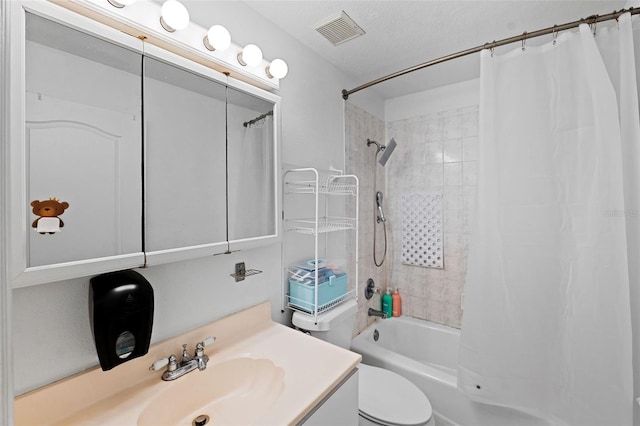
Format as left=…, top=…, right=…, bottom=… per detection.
left=137, top=357, right=285, bottom=426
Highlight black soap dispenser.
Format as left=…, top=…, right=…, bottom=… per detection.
left=89, top=270, right=154, bottom=371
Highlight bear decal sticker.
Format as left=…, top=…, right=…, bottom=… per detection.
left=31, top=198, right=70, bottom=235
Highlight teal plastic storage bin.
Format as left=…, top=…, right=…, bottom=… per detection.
left=289, top=273, right=348, bottom=312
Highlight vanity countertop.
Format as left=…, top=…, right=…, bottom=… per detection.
left=14, top=301, right=361, bottom=425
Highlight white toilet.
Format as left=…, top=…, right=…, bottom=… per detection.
left=292, top=300, right=435, bottom=426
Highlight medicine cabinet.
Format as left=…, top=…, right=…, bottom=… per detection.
left=9, top=2, right=280, bottom=287
left=143, top=46, right=280, bottom=265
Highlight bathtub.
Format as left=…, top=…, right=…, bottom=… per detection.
left=351, top=316, right=551, bottom=426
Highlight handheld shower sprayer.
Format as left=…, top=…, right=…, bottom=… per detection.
left=366, top=137, right=398, bottom=267
left=376, top=191, right=386, bottom=223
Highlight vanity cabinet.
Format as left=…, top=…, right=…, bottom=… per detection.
left=9, top=2, right=280, bottom=286
left=301, top=369, right=359, bottom=425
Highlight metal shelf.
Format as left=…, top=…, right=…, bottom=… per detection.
left=287, top=288, right=357, bottom=316
left=282, top=167, right=359, bottom=322
left=285, top=217, right=356, bottom=234
left=285, top=179, right=358, bottom=196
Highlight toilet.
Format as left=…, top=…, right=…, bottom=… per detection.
left=292, top=300, right=435, bottom=426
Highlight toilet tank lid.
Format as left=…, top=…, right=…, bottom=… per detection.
left=292, top=299, right=357, bottom=331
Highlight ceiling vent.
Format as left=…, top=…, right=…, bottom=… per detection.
left=315, top=11, right=365, bottom=46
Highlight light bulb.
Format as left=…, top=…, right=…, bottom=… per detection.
left=160, top=0, right=189, bottom=33
left=237, top=44, right=263, bottom=67
left=203, top=25, right=231, bottom=51
left=266, top=58, right=288, bottom=79
left=107, top=0, right=136, bottom=7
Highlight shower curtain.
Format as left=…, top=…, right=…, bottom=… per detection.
left=458, top=16, right=637, bottom=426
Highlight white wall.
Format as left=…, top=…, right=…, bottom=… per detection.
left=11, top=0, right=384, bottom=395
left=385, top=79, right=479, bottom=121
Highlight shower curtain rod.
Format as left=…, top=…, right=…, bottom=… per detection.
left=341, top=7, right=640, bottom=100
left=243, top=110, right=273, bottom=127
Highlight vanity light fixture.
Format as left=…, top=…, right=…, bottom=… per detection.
left=266, top=58, right=288, bottom=79
left=107, top=0, right=136, bottom=8
left=237, top=44, right=263, bottom=67
left=160, top=0, right=189, bottom=33
left=203, top=25, right=231, bottom=51
left=55, top=0, right=288, bottom=88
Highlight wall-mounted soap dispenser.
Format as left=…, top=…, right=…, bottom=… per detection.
left=90, top=270, right=154, bottom=371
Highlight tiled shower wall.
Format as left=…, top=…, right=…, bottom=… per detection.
left=344, top=102, right=388, bottom=336
left=345, top=101, right=479, bottom=331
left=386, top=105, right=479, bottom=328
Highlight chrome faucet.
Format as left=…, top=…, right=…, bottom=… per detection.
left=149, top=336, right=215, bottom=381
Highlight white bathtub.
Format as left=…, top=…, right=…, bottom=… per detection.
left=351, top=316, right=550, bottom=426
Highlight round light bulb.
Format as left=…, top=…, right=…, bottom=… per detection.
left=160, top=0, right=189, bottom=32
left=238, top=44, right=263, bottom=67
left=204, top=25, right=231, bottom=51
left=266, top=58, right=288, bottom=79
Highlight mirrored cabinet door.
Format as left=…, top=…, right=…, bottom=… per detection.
left=227, top=87, right=277, bottom=242
left=143, top=56, right=227, bottom=255
left=25, top=12, right=143, bottom=268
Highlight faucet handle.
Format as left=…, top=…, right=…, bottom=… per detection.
left=149, top=355, right=177, bottom=371
left=149, top=357, right=169, bottom=371
left=195, top=337, right=216, bottom=357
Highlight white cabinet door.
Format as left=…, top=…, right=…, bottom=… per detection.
left=26, top=93, right=142, bottom=266
left=302, top=370, right=359, bottom=425
left=143, top=55, right=227, bottom=264
left=11, top=9, right=145, bottom=287
left=227, top=84, right=279, bottom=249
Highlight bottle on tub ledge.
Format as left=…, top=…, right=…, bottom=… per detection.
left=392, top=288, right=402, bottom=317
left=382, top=288, right=393, bottom=318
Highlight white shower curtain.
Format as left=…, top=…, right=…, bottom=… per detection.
left=458, top=18, right=636, bottom=426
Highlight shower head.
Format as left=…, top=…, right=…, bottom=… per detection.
left=378, top=138, right=397, bottom=166
left=366, top=138, right=397, bottom=166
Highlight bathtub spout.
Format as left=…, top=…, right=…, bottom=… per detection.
left=368, top=308, right=386, bottom=318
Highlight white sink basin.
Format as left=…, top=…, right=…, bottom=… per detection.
left=137, top=357, right=284, bottom=426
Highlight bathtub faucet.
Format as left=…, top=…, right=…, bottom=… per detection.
left=368, top=308, right=386, bottom=319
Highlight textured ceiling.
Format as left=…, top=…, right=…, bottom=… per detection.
left=239, top=0, right=628, bottom=100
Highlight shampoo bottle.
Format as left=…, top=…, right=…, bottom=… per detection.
left=392, top=288, right=402, bottom=317
left=382, top=288, right=393, bottom=318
